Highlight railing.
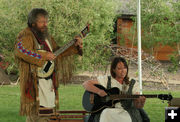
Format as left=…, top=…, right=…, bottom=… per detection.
left=39, top=108, right=89, bottom=122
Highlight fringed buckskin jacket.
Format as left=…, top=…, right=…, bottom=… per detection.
left=14, top=27, right=81, bottom=116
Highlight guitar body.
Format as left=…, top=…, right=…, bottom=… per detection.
left=36, top=24, right=90, bottom=78
left=37, top=50, right=55, bottom=78
left=82, top=84, right=120, bottom=113
left=82, top=84, right=173, bottom=113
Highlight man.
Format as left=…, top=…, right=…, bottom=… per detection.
left=14, top=8, right=83, bottom=121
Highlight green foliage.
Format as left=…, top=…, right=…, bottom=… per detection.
left=130, top=0, right=180, bottom=54
left=168, top=53, right=180, bottom=73
left=0, top=0, right=118, bottom=73
left=126, top=0, right=180, bottom=70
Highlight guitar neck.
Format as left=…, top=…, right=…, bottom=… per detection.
left=53, top=39, right=76, bottom=56
left=53, top=24, right=89, bottom=57
left=110, top=94, right=158, bottom=100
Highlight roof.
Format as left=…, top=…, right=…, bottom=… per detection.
left=115, top=0, right=136, bottom=15
left=115, top=0, right=178, bottom=15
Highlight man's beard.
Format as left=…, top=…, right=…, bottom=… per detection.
left=31, top=25, right=49, bottom=41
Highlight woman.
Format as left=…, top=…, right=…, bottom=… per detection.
left=83, top=57, right=147, bottom=122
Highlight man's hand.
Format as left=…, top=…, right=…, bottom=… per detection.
left=134, top=96, right=146, bottom=108
left=75, top=36, right=83, bottom=49
left=45, top=52, right=56, bottom=61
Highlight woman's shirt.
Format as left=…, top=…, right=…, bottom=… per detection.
left=97, top=75, right=140, bottom=108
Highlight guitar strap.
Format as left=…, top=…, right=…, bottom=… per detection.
left=45, top=39, right=53, bottom=52
left=120, top=79, right=136, bottom=109
left=122, top=79, right=150, bottom=122
left=31, top=28, right=52, bottom=52
left=127, top=79, right=136, bottom=94
left=107, top=76, right=111, bottom=89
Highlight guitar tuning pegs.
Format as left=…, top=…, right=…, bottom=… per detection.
left=168, top=92, right=173, bottom=101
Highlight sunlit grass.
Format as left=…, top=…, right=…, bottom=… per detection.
left=0, top=85, right=179, bottom=122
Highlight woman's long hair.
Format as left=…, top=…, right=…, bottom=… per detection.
left=110, top=57, right=130, bottom=84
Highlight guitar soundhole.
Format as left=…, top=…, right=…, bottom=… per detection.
left=82, top=27, right=88, bottom=37
left=43, top=61, right=52, bottom=73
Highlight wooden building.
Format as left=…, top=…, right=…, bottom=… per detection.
left=114, top=0, right=178, bottom=61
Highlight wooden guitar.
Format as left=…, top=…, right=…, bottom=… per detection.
left=82, top=84, right=173, bottom=113
left=37, top=24, right=90, bottom=78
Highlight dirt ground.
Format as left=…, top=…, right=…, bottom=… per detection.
left=1, top=62, right=180, bottom=91
left=69, top=62, right=180, bottom=91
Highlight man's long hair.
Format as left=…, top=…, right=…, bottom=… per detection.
left=110, top=57, right=130, bottom=84
left=27, top=8, right=48, bottom=27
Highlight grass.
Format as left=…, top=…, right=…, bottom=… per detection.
left=143, top=91, right=180, bottom=122
left=0, top=84, right=179, bottom=122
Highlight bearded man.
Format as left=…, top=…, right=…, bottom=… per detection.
left=14, top=8, right=83, bottom=122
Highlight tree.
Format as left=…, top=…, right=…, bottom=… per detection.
left=140, top=0, right=179, bottom=52
left=134, top=0, right=180, bottom=72
left=0, top=0, right=118, bottom=73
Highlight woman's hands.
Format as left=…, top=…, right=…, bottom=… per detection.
left=134, top=96, right=146, bottom=108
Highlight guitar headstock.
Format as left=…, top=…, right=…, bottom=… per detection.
left=81, top=24, right=90, bottom=38
left=158, top=94, right=173, bottom=101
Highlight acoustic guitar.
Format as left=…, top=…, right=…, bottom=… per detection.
left=37, top=24, right=90, bottom=78
left=82, top=84, right=173, bottom=113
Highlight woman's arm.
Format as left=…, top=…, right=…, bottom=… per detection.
left=133, top=93, right=146, bottom=108
left=83, top=80, right=107, bottom=97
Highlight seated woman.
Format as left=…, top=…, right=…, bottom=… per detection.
left=83, top=57, right=149, bottom=122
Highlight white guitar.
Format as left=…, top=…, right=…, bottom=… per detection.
left=37, top=24, right=90, bottom=78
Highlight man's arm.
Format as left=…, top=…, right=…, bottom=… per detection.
left=56, top=36, right=83, bottom=58
left=14, top=34, right=51, bottom=67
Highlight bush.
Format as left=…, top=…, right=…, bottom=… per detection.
left=0, top=0, right=118, bottom=73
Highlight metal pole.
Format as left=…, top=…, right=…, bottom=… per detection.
left=137, top=0, right=142, bottom=94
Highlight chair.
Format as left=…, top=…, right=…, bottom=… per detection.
left=38, top=108, right=90, bottom=122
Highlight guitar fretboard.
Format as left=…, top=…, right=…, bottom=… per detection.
left=54, top=40, right=76, bottom=56
left=53, top=24, right=89, bottom=57
left=110, top=94, right=158, bottom=100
